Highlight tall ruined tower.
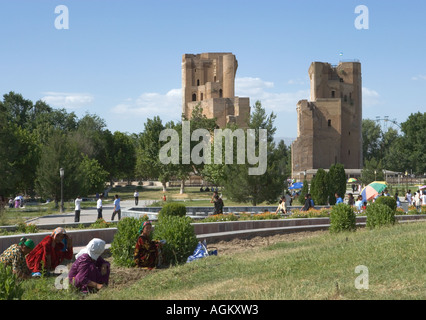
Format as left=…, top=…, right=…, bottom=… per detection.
left=292, top=61, right=363, bottom=176
left=182, top=52, right=250, bottom=128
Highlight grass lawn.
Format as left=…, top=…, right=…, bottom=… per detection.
left=20, top=221, right=426, bottom=300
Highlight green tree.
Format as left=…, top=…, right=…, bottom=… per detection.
left=0, top=109, right=19, bottom=196
left=174, top=105, right=218, bottom=194
left=362, top=119, right=382, bottom=165
left=78, top=156, right=109, bottom=196
left=310, top=168, right=329, bottom=205
left=135, top=117, right=176, bottom=191
left=107, top=131, right=136, bottom=184
left=13, top=126, right=41, bottom=194
left=35, top=131, right=83, bottom=205
left=361, top=158, right=384, bottom=185
left=1, top=91, right=34, bottom=129
left=298, top=178, right=309, bottom=205
left=327, top=163, right=346, bottom=205
left=221, top=101, right=282, bottom=206
left=397, top=112, right=426, bottom=175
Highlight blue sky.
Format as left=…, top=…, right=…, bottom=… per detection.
left=1, top=0, right=425, bottom=141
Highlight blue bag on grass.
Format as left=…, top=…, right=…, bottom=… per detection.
left=187, top=240, right=217, bottom=263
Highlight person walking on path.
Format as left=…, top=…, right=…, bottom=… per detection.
left=97, top=194, right=103, bottom=220
left=414, top=191, right=421, bottom=212
left=111, top=194, right=121, bottom=221
left=134, top=190, right=139, bottom=206
left=405, top=190, right=412, bottom=206
left=301, top=194, right=311, bottom=212
left=74, top=196, right=82, bottom=222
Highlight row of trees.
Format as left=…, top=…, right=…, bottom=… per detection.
left=135, top=101, right=290, bottom=206
left=0, top=92, right=137, bottom=206
left=300, top=164, right=347, bottom=206
left=362, top=115, right=426, bottom=176
left=0, top=92, right=292, bottom=206
left=1, top=90, right=424, bottom=207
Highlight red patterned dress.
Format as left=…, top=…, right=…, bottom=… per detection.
left=133, top=235, right=160, bottom=269
left=26, top=235, right=73, bottom=274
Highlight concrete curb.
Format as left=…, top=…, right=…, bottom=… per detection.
left=0, top=215, right=424, bottom=252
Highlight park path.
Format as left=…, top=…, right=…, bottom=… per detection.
left=26, top=199, right=155, bottom=226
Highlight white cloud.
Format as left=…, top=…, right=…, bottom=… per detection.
left=111, top=88, right=182, bottom=119
left=362, top=87, right=382, bottom=108
left=411, top=75, right=426, bottom=81
left=236, top=77, right=309, bottom=113
left=235, top=77, right=274, bottom=96
left=41, top=92, right=94, bottom=109
left=287, top=78, right=308, bottom=85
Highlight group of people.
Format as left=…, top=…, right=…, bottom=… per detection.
left=274, top=191, right=365, bottom=214
left=200, top=186, right=218, bottom=193
left=7, top=195, right=24, bottom=208
left=0, top=219, right=164, bottom=294
left=74, top=194, right=122, bottom=223
left=0, top=228, right=76, bottom=281
left=405, top=190, right=426, bottom=211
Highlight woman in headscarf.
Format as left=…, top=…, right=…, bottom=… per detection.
left=68, top=238, right=110, bottom=292
left=133, top=221, right=163, bottom=269
left=0, top=237, right=35, bottom=279
left=26, top=227, right=73, bottom=276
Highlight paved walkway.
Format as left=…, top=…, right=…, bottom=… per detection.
left=26, top=199, right=155, bottom=226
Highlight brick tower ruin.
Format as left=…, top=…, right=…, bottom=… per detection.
left=292, top=61, right=363, bottom=178
left=182, top=52, right=250, bottom=128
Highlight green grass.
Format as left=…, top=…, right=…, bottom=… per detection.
left=19, top=221, right=426, bottom=300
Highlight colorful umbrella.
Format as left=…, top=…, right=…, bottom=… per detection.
left=347, top=178, right=359, bottom=183
left=361, top=181, right=387, bottom=201
left=289, top=182, right=303, bottom=190
left=419, top=185, right=426, bottom=190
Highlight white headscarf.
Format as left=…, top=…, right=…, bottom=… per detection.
left=75, top=238, right=106, bottom=261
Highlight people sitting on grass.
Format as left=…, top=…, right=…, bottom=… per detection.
left=134, top=221, right=164, bottom=269
left=0, top=237, right=35, bottom=279
left=68, top=238, right=110, bottom=293
left=26, top=227, right=73, bottom=277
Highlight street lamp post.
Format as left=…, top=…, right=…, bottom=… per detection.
left=60, top=168, right=64, bottom=213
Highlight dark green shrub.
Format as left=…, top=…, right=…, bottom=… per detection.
left=158, top=202, right=187, bottom=219
left=329, top=203, right=356, bottom=233
left=0, top=265, right=24, bottom=300
left=374, top=196, right=397, bottom=212
left=111, top=216, right=149, bottom=267
left=298, top=179, right=309, bottom=205
left=310, top=168, right=329, bottom=205
left=327, top=163, right=346, bottom=205
left=153, top=215, right=198, bottom=265
left=365, top=203, right=395, bottom=229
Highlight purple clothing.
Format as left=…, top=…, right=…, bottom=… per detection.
left=68, top=253, right=110, bottom=292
